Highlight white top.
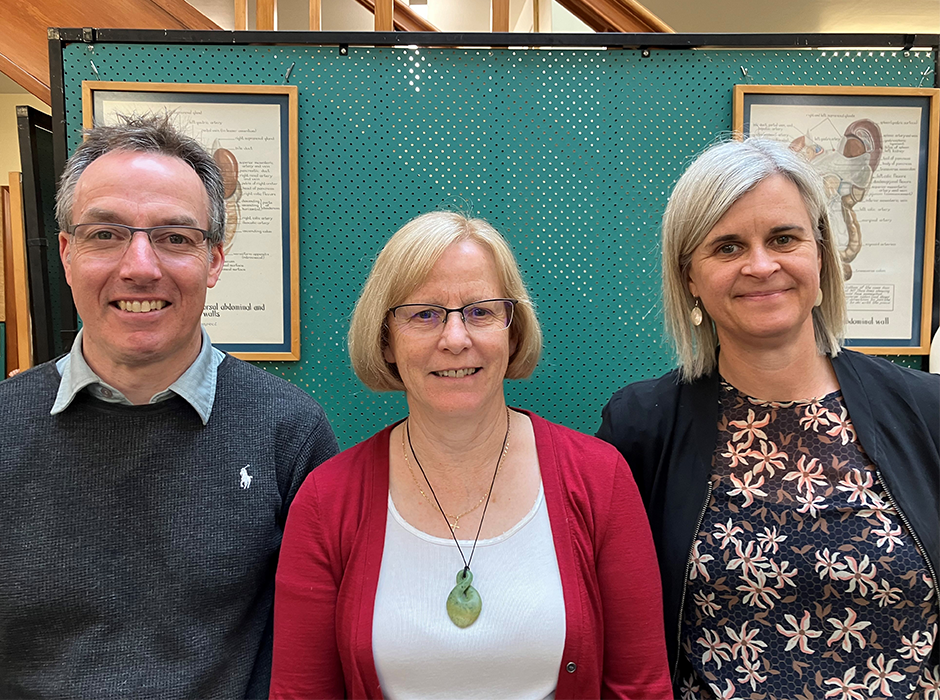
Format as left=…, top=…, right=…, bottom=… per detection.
left=372, top=485, right=566, bottom=700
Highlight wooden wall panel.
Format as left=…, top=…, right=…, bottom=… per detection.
left=1, top=186, right=13, bottom=375
left=374, top=0, right=393, bottom=30
left=492, top=0, right=510, bottom=31
left=258, top=0, right=277, bottom=30
left=3, top=177, right=32, bottom=374
left=235, top=0, right=248, bottom=30
left=309, top=0, right=321, bottom=30
left=0, top=186, right=4, bottom=325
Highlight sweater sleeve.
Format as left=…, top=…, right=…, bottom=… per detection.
left=270, top=473, right=346, bottom=699
left=597, top=454, right=673, bottom=700
left=284, top=410, right=340, bottom=512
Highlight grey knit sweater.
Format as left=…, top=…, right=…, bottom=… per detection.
left=0, top=356, right=339, bottom=699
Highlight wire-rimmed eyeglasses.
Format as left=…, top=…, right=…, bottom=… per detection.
left=67, top=223, right=211, bottom=259
left=388, top=299, right=517, bottom=335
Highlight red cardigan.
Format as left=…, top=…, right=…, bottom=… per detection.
left=271, top=411, right=671, bottom=699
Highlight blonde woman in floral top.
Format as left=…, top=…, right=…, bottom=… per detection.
left=598, top=138, right=939, bottom=699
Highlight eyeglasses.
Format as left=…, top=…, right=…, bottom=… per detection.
left=388, top=299, right=517, bottom=335
left=67, top=223, right=211, bottom=260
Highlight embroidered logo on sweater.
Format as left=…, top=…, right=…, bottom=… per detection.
left=239, top=466, right=253, bottom=490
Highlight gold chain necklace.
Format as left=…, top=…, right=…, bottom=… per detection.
left=401, top=407, right=511, bottom=531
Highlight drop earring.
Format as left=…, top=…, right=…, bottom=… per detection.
left=690, top=298, right=703, bottom=326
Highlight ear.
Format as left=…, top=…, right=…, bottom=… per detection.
left=382, top=341, right=396, bottom=365
left=59, top=232, right=73, bottom=287
left=687, top=271, right=699, bottom=300
left=207, top=244, right=225, bottom=288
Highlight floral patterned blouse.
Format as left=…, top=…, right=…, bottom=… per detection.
left=678, top=382, right=938, bottom=700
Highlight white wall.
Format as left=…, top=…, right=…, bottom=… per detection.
left=0, top=95, right=50, bottom=188
left=642, top=0, right=938, bottom=32
left=188, top=0, right=940, bottom=33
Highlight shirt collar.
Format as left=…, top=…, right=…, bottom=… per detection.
left=51, top=327, right=224, bottom=425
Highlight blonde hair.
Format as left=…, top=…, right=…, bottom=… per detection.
left=661, top=138, right=846, bottom=380
left=349, top=211, right=542, bottom=391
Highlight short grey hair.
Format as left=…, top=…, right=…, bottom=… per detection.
left=348, top=211, right=542, bottom=392
left=661, top=137, right=846, bottom=380
left=56, top=113, right=226, bottom=246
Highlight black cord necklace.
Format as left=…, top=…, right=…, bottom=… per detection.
left=404, top=407, right=511, bottom=628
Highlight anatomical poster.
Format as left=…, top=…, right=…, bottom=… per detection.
left=735, top=85, right=938, bottom=354
left=84, top=82, right=300, bottom=360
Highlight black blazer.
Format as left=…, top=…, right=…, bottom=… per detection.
left=597, top=349, right=940, bottom=679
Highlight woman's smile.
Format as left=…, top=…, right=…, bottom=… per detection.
left=431, top=367, right=481, bottom=378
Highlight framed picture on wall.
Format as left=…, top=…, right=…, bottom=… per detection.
left=733, top=84, right=939, bottom=355
left=83, top=81, right=300, bottom=361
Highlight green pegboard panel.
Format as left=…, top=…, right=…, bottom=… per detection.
left=61, top=44, right=936, bottom=447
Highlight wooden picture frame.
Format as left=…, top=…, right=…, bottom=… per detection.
left=83, top=81, right=301, bottom=361
left=734, top=85, right=939, bottom=355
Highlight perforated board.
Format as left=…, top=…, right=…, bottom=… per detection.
left=60, top=43, right=936, bottom=448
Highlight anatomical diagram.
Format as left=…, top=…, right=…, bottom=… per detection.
left=212, top=144, right=242, bottom=254
left=789, top=119, right=883, bottom=280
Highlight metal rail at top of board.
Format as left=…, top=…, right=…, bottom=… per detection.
left=49, top=28, right=939, bottom=51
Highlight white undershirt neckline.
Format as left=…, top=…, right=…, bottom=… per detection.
left=386, top=481, right=543, bottom=546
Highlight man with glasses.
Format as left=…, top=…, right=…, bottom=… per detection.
left=0, top=115, right=338, bottom=698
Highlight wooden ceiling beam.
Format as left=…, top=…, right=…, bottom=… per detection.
left=352, top=0, right=439, bottom=31
left=0, top=54, right=49, bottom=105
left=556, top=0, right=673, bottom=32
left=0, top=0, right=220, bottom=106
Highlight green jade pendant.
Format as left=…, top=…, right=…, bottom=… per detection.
left=446, top=568, right=481, bottom=628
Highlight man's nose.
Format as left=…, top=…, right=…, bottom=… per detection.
left=118, top=231, right=163, bottom=281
